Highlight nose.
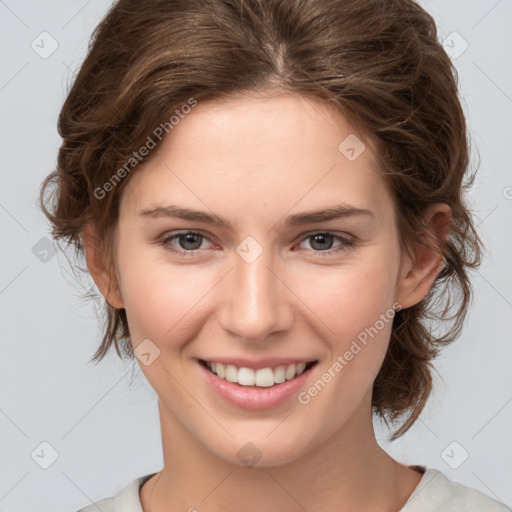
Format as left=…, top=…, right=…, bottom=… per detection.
left=217, top=246, right=294, bottom=344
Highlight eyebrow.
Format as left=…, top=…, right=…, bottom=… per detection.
left=138, top=203, right=374, bottom=230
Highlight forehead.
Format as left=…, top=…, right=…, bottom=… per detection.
left=119, top=92, right=394, bottom=224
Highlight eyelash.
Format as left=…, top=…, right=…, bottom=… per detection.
left=157, top=230, right=355, bottom=258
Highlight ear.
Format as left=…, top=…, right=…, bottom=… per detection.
left=82, top=223, right=125, bottom=309
left=396, top=203, right=452, bottom=309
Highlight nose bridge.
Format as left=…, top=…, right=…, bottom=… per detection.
left=220, top=241, right=288, bottom=341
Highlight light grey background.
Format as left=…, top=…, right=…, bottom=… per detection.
left=0, top=1, right=511, bottom=511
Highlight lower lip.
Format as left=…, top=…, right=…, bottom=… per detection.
left=198, top=361, right=316, bottom=410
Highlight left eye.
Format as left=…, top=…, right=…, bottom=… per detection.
left=158, top=230, right=354, bottom=256
left=297, top=232, right=353, bottom=254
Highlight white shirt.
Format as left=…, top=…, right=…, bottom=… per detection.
left=75, top=468, right=510, bottom=512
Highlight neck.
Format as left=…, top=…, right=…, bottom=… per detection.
left=140, top=399, right=422, bottom=512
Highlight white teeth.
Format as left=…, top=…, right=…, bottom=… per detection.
left=205, top=361, right=313, bottom=387
left=285, top=364, right=296, bottom=380
left=255, top=368, right=274, bottom=387
left=225, top=364, right=237, bottom=382
left=273, top=365, right=286, bottom=384
left=238, top=367, right=255, bottom=386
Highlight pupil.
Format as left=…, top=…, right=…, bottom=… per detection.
left=180, top=233, right=201, bottom=250
left=312, top=233, right=332, bottom=250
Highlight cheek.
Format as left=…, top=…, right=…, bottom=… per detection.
left=295, top=256, right=400, bottom=419
left=116, top=244, right=214, bottom=344
left=298, top=251, right=400, bottom=344
left=123, top=265, right=214, bottom=341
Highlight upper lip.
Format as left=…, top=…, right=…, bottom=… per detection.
left=198, top=357, right=317, bottom=371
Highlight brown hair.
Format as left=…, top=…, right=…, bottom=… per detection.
left=40, top=0, right=482, bottom=439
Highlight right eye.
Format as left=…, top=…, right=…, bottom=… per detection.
left=158, top=230, right=216, bottom=255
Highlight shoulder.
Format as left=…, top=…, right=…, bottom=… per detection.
left=72, top=473, right=156, bottom=512
left=401, top=468, right=510, bottom=512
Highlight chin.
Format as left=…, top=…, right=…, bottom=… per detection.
left=203, top=425, right=320, bottom=469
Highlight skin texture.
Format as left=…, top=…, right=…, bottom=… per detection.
left=84, top=91, right=450, bottom=511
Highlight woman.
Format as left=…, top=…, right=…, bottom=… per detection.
left=40, top=0, right=509, bottom=510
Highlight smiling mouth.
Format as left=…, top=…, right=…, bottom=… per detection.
left=199, top=359, right=318, bottom=388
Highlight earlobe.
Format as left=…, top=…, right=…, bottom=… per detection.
left=82, top=224, right=125, bottom=309
left=396, top=204, right=452, bottom=309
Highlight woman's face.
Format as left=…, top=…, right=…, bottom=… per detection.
left=111, top=92, right=409, bottom=466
